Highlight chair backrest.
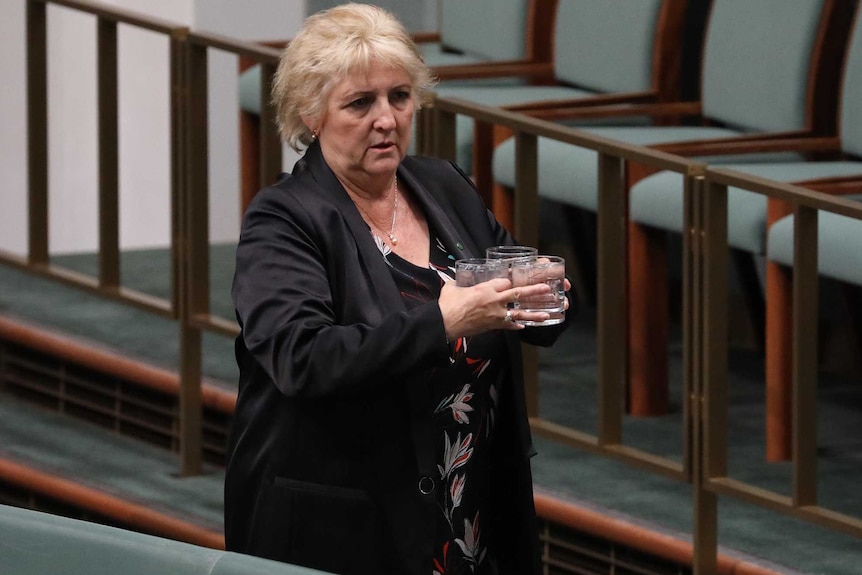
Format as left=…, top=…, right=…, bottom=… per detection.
left=701, top=0, right=832, bottom=133
left=552, top=0, right=668, bottom=94
left=841, top=10, right=862, bottom=157
left=439, top=0, right=531, bottom=61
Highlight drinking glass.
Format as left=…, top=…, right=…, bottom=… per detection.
left=510, top=255, right=566, bottom=326
left=485, top=245, right=538, bottom=263
left=454, top=258, right=507, bottom=287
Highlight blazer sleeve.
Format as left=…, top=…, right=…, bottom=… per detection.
left=232, top=184, right=452, bottom=400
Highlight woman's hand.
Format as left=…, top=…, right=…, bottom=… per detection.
left=438, top=278, right=553, bottom=340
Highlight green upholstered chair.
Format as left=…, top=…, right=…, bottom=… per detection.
left=623, top=2, right=862, bottom=459
left=432, top=0, right=688, bottom=177
left=0, top=504, right=327, bottom=575
left=629, top=0, right=862, bottom=252
left=489, top=0, right=853, bottom=419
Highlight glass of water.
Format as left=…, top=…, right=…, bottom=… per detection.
left=454, top=258, right=508, bottom=287
left=485, top=245, right=538, bottom=264
left=510, top=255, right=565, bottom=326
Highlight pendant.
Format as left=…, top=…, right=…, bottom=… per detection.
left=389, top=235, right=398, bottom=246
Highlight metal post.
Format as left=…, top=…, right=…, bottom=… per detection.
left=98, top=17, right=120, bottom=288
left=792, top=205, right=818, bottom=506
left=596, top=152, right=624, bottom=445
left=27, top=0, right=49, bottom=264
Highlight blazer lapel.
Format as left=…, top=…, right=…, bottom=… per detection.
left=397, top=167, right=478, bottom=261
left=299, top=143, right=405, bottom=314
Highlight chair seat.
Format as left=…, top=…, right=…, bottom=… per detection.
left=492, top=126, right=744, bottom=211
left=631, top=161, right=862, bottom=253
left=767, top=193, right=862, bottom=285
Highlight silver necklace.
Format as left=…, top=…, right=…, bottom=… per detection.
left=387, top=179, right=400, bottom=246
left=355, top=179, right=400, bottom=246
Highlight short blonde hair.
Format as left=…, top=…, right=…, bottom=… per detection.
left=273, top=3, right=437, bottom=151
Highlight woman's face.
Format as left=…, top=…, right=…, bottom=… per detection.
left=315, top=61, right=414, bottom=188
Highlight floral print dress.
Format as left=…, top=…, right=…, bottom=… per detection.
left=373, top=234, right=506, bottom=575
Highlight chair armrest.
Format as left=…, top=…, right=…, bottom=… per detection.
left=433, top=61, right=555, bottom=82
left=797, top=176, right=862, bottom=196
left=653, top=135, right=842, bottom=157
left=412, top=31, right=442, bottom=43
left=519, top=100, right=702, bottom=121
left=504, top=91, right=660, bottom=113
left=239, top=40, right=287, bottom=72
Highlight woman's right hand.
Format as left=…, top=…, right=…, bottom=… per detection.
left=438, top=278, right=552, bottom=340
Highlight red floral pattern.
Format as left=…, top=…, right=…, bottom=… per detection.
left=376, top=234, right=503, bottom=574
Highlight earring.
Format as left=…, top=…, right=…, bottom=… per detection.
left=311, top=129, right=319, bottom=141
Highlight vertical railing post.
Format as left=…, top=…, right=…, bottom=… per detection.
left=170, top=30, right=186, bottom=317
left=515, top=132, right=540, bottom=417
left=792, top=205, right=818, bottom=506
left=258, top=60, right=282, bottom=193
left=97, top=17, right=120, bottom=288
left=414, top=96, right=434, bottom=157
left=596, top=152, right=625, bottom=445
left=172, top=29, right=203, bottom=476
left=694, top=176, right=727, bottom=575
left=431, top=104, right=457, bottom=163
left=27, top=0, right=49, bottom=265
left=681, top=174, right=697, bottom=479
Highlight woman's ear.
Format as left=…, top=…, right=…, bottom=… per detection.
left=301, top=115, right=318, bottom=137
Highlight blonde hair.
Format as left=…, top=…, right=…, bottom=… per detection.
left=272, top=3, right=437, bottom=151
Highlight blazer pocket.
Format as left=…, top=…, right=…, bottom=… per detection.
left=272, top=477, right=384, bottom=575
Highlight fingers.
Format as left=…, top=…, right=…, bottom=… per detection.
left=500, top=308, right=551, bottom=329
left=501, top=281, right=550, bottom=304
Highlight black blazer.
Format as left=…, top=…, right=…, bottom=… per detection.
left=225, top=142, right=567, bottom=575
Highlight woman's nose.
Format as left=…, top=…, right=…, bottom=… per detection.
left=373, top=101, right=396, bottom=131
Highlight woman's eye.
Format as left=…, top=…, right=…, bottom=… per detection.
left=391, top=90, right=411, bottom=102
left=348, top=97, right=370, bottom=109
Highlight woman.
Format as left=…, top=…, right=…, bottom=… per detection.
left=224, top=4, right=571, bottom=575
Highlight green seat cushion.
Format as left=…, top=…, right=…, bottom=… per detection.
left=767, top=193, right=862, bottom=284
left=630, top=161, right=862, bottom=253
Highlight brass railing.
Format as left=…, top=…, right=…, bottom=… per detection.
left=701, top=168, right=862, bottom=540
left=424, top=94, right=862, bottom=571
left=423, top=96, right=703, bottom=481
left=11, top=0, right=281, bottom=475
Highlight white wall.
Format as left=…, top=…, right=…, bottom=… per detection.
left=0, top=0, right=304, bottom=255
left=194, top=0, right=305, bottom=247
left=0, top=0, right=29, bottom=256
